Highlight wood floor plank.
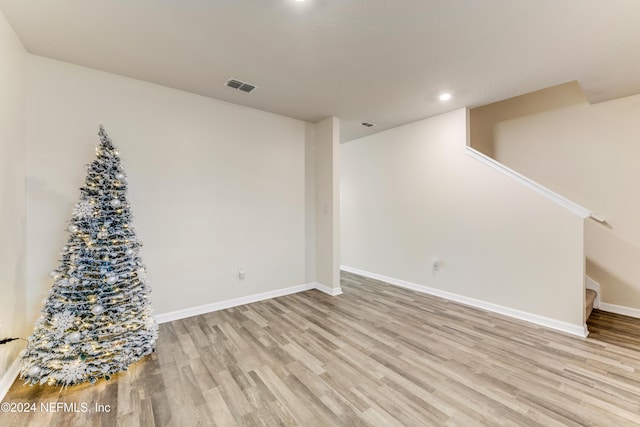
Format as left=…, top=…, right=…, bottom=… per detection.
left=204, top=387, right=237, bottom=427
left=4, top=271, right=640, bottom=426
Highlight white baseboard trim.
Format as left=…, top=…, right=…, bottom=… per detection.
left=154, top=283, right=315, bottom=324
left=341, top=265, right=588, bottom=338
left=0, top=356, right=22, bottom=402
left=312, top=282, right=343, bottom=296
left=599, top=303, right=640, bottom=319
left=154, top=281, right=343, bottom=324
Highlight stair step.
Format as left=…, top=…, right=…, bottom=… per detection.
left=586, top=289, right=597, bottom=319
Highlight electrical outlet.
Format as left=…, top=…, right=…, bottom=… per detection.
left=432, top=258, right=440, bottom=272
left=238, top=267, right=245, bottom=280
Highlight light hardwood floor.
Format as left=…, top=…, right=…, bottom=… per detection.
left=3, top=271, right=640, bottom=426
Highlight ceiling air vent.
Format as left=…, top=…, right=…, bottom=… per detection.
left=361, top=122, right=376, bottom=128
left=225, top=78, right=257, bottom=93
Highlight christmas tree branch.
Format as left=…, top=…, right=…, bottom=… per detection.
left=0, top=337, right=27, bottom=345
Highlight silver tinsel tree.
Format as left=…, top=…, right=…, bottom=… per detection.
left=20, top=126, right=158, bottom=386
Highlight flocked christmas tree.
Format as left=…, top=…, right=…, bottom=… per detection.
left=20, top=126, right=158, bottom=386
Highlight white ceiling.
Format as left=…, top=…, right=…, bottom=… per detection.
left=2, top=0, right=639, bottom=142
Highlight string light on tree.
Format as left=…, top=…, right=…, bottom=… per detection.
left=20, top=126, right=158, bottom=387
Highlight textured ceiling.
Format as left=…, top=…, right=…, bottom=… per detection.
left=1, top=0, right=639, bottom=141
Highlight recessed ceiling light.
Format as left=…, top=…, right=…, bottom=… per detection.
left=439, top=93, right=452, bottom=101
left=296, top=0, right=304, bottom=2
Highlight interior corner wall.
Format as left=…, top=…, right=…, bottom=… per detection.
left=490, top=93, right=640, bottom=309
left=341, top=108, right=585, bottom=327
left=0, top=10, right=27, bottom=386
left=25, top=55, right=309, bottom=318
left=313, top=117, right=340, bottom=290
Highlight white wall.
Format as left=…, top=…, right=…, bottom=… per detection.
left=491, top=93, right=640, bottom=309
left=341, top=109, right=586, bottom=328
left=26, top=55, right=310, bottom=318
left=0, top=10, right=27, bottom=391
left=470, top=82, right=587, bottom=157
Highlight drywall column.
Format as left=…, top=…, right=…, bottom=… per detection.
left=0, top=10, right=27, bottom=397
left=313, top=117, right=341, bottom=294
left=305, top=123, right=316, bottom=283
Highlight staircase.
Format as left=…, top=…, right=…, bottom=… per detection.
left=586, top=289, right=597, bottom=320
